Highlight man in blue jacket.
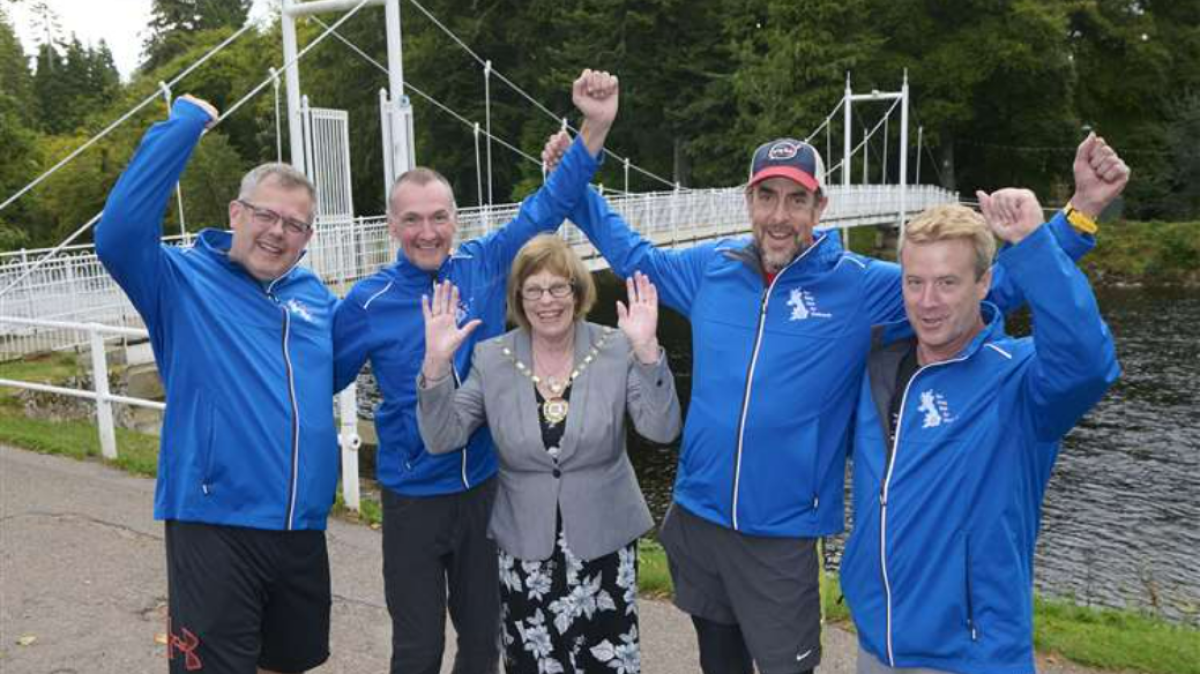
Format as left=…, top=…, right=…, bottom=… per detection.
left=541, top=131, right=1128, bottom=674
left=839, top=190, right=1122, bottom=674
left=332, top=69, right=619, bottom=674
left=96, top=95, right=339, bottom=674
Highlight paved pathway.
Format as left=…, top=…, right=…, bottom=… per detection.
left=0, top=445, right=1103, bottom=673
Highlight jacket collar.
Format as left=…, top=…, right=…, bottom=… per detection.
left=386, top=248, right=474, bottom=288
left=721, top=228, right=845, bottom=279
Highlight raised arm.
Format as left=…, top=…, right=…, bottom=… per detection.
left=618, top=273, right=681, bottom=444
left=983, top=188, right=1120, bottom=441
left=474, top=69, right=618, bottom=274
left=415, top=281, right=486, bottom=453
left=95, top=96, right=216, bottom=324
left=866, top=134, right=1132, bottom=324
left=542, top=132, right=710, bottom=316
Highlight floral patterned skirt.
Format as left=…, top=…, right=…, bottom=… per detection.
left=499, top=528, right=640, bottom=674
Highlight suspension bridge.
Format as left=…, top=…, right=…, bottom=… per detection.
left=0, top=0, right=956, bottom=498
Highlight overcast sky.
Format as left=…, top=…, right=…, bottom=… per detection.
left=8, top=0, right=272, bottom=81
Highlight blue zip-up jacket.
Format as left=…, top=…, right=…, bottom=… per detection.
left=839, top=224, right=1120, bottom=674
left=332, top=137, right=600, bottom=496
left=567, top=189, right=1092, bottom=538
left=96, top=99, right=340, bottom=531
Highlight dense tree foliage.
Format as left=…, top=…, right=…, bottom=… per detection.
left=1, top=0, right=1197, bottom=250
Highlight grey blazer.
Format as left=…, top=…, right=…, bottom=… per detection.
left=417, top=321, right=681, bottom=561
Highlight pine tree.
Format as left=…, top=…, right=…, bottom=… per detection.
left=141, top=0, right=251, bottom=72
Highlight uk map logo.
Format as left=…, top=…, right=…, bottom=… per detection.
left=787, top=288, right=831, bottom=321
left=918, top=389, right=955, bottom=428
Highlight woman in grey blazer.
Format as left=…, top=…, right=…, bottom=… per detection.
left=417, top=233, right=681, bottom=674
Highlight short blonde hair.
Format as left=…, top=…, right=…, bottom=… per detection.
left=506, top=234, right=596, bottom=330
left=900, top=204, right=996, bottom=279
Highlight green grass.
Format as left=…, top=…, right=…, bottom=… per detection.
left=637, top=538, right=673, bottom=598
left=332, top=487, right=383, bottom=528
left=1085, top=220, right=1200, bottom=284
left=0, top=407, right=160, bottom=476
left=0, top=351, right=80, bottom=389
left=1034, top=597, right=1200, bottom=674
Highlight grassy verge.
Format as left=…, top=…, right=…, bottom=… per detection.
left=0, top=408, right=1195, bottom=673
left=0, top=351, right=81, bottom=385
left=0, top=407, right=159, bottom=476
left=1034, top=597, right=1200, bottom=674
left=843, top=219, right=1200, bottom=285
left=1085, top=220, right=1200, bottom=285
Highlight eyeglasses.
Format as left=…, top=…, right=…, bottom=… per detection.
left=520, top=282, right=574, bottom=301
left=237, top=200, right=313, bottom=235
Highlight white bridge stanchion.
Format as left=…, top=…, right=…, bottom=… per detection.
left=88, top=328, right=118, bottom=460
left=338, top=383, right=362, bottom=512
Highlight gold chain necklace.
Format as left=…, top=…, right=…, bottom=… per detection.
left=502, top=327, right=615, bottom=426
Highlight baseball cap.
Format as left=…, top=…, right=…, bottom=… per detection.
left=748, top=138, right=825, bottom=193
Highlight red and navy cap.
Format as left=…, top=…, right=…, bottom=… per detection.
left=748, top=138, right=826, bottom=193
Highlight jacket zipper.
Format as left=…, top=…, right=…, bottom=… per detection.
left=879, top=353, right=970, bottom=666
left=275, top=300, right=301, bottom=530
left=730, top=235, right=824, bottom=531
left=731, top=286, right=771, bottom=531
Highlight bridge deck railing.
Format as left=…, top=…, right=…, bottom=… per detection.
left=0, top=185, right=955, bottom=359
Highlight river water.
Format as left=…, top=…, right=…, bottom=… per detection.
left=356, top=276, right=1199, bottom=625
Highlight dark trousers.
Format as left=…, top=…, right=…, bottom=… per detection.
left=382, top=477, right=500, bottom=674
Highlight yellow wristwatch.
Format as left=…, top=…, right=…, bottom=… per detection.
left=1063, top=203, right=1099, bottom=235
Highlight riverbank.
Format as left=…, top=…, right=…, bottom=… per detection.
left=1, top=403, right=1196, bottom=674
left=847, top=219, right=1200, bottom=286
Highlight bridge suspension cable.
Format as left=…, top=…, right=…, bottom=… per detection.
left=312, top=15, right=547, bottom=167
left=0, top=22, right=257, bottom=216
left=0, top=0, right=378, bottom=300
left=401, top=0, right=681, bottom=191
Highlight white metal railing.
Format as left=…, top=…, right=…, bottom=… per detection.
left=1, top=185, right=957, bottom=359
left=0, top=315, right=365, bottom=511
left=0, top=184, right=956, bottom=512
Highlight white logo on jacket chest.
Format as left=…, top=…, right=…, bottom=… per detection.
left=286, top=298, right=315, bottom=323
left=787, top=288, right=831, bottom=321
left=917, top=389, right=955, bottom=428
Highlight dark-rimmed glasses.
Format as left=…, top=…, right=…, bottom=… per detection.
left=237, top=200, right=313, bottom=235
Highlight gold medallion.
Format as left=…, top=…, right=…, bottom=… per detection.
left=542, top=397, right=570, bottom=426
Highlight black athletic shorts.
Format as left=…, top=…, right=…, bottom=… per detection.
left=164, top=520, right=331, bottom=673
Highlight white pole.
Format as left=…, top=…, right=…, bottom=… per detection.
left=379, top=88, right=394, bottom=194
left=338, top=384, right=361, bottom=511
left=842, top=73, right=852, bottom=249
left=899, top=70, right=910, bottom=237
left=842, top=72, right=852, bottom=190
left=89, top=328, right=117, bottom=460
left=281, top=1, right=305, bottom=170
left=385, top=0, right=411, bottom=176
left=916, top=125, right=924, bottom=186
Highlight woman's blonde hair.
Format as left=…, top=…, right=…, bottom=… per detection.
left=506, top=234, right=596, bottom=330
